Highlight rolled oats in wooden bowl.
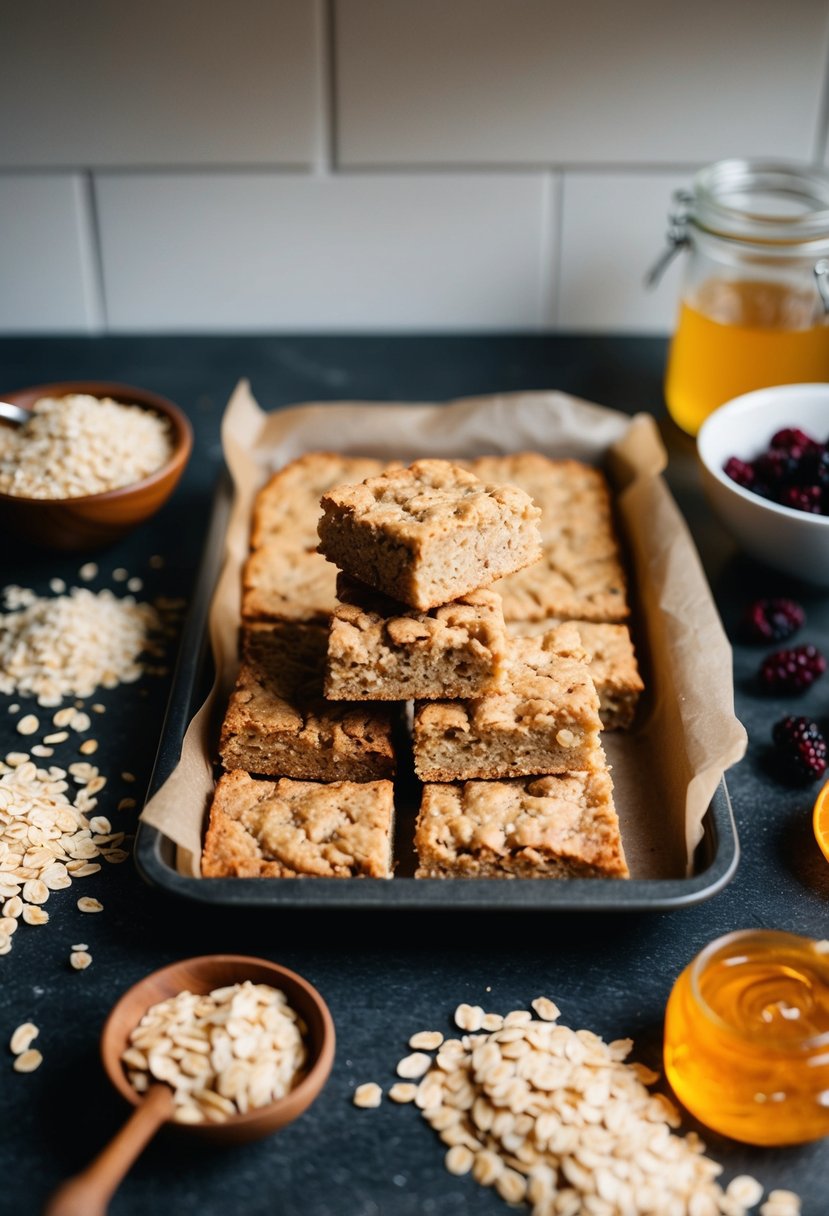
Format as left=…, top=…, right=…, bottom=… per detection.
left=0, top=380, right=192, bottom=550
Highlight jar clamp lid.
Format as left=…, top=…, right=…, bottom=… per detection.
left=647, top=159, right=829, bottom=305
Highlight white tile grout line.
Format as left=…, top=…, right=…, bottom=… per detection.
left=76, top=171, right=107, bottom=333
left=812, top=17, right=829, bottom=165
left=552, top=171, right=565, bottom=329
left=313, top=0, right=336, bottom=177
left=536, top=170, right=558, bottom=328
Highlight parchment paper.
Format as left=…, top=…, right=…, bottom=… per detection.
left=142, top=381, right=747, bottom=880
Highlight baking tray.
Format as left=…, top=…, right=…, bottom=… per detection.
left=134, top=471, right=740, bottom=912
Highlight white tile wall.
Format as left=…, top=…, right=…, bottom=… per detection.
left=335, top=0, right=829, bottom=166
left=0, top=175, right=100, bottom=332
left=95, top=173, right=551, bottom=330
left=1, top=0, right=829, bottom=334
left=558, top=172, right=690, bottom=334
left=0, top=0, right=319, bottom=167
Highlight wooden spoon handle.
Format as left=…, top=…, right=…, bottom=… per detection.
left=44, top=1084, right=174, bottom=1216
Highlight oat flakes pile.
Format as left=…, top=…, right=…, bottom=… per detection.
left=0, top=393, right=173, bottom=499
left=375, top=1001, right=799, bottom=1216
left=123, top=981, right=307, bottom=1124
left=0, top=587, right=163, bottom=704
left=0, top=757, right=126, bottom=955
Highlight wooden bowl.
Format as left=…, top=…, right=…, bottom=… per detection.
left=0, top=380, right=192, bottom=550
left=100, top=954, right=336, bottom=1144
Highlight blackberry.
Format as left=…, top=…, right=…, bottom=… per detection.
left=723, top=457, right=755, bottom=489
left=780, top=485, right=823, bottom=514
left=754, top=449, right=798, bottom=487
left=759, top=644, right=827, bottom=694
left=770, top=427, right=819, bottom=452
left=743, top=598, right=805, bottom=643
left=772, top=716, right=828, bottom=783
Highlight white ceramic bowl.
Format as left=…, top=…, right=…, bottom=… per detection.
left=697, top=383, right=829, bottom=585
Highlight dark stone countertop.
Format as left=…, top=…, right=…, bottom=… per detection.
left=0, top=335, right=827, bottom=1216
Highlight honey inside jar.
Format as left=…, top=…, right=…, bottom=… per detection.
left=664, top=929, right=829, bottom=1145
left=665, top=279, right=829, bottom=436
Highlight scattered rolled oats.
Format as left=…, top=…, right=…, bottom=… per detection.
left=353, top=1082, right=383, bottom=1109
left=396, top=1052, right=432, bottom=1080
left=118, top=797, right=137, bottom=811
left=445, top=1145, right=474, bottom=1176
left=30, top=745, right=53, bottom=759
left=454, top=1004, right=485, bottom=1032
left=385, top=1002, right=795, bottom=1216
left=0, top=587, right=164, bottom=703
left=409, top=1031, right=444, bottom=1051
left=113, top=568, right=128, bottom=582
left=10, top=1022, right=38, bottom=1055
left=3, top=896, right=23, bottom=919
left=70, top=950, right=92, bottom=970
left=127, top=577, right=143, bottom=593
left=22, top=906, right=48, bottom=925
left=49, top=578, right=66, bottom=594
left=92, top=703, right=106, bottom=714
left=13, top=1048, right=43, bottom=1073
left=79, top=563, right=98, bottom=582
left=530, top=996, right=560, bottom=1022
left=121, top=771, right=136, bottom=783
left=77, top=897, right=103, bottom=913
left=388, top=1082, right=418, bottom=1104
left=79, top=740, right=98, bottom=756
left=760, top=1191, right=802, bottom=1216
left=123, top=981, right=307, bottom=1123
left=16, top=715, right=39, bottom=737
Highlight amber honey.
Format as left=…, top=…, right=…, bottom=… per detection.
left=664, top=930, right=829, bottom=1145
left=665, top=279, right=829, bottom=436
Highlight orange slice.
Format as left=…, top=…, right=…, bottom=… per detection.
left=813, top=782, right=829, bottom=863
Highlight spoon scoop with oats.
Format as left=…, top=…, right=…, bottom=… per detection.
left=44, top=954, right=335, bottom=1216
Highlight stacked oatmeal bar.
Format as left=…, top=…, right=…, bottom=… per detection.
left=203, top=455, right=399, bottom=879
left=202, top=453, right=642, bottom=881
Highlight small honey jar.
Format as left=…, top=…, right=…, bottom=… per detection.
left=651, top=160, right=829, bottom=435
left=664, top=929, right=829, bottom=1146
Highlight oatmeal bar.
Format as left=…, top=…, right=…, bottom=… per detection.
left=508, top=619, right=644, bottom=730
left=317, top=459, right=542, bottom=611
left=242, top=543, right=338, bottom=624
left=325, top=575, right=508, bottom=701
left=414, top=770, right=628, bottom=879
left=219, top=623, right=395, bottom=781
left=251, top=453, right=391, bottom=550
left=412, top=625, right=603, bottom=781
left=202, top=770, right=394, bottom=878
left=466, top=455, right=628, bottom=622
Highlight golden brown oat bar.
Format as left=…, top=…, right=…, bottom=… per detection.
left=508, top=619, right=644, bottom=730
left=466, top=454, right=629, bottom=623
left=325, top=575, right=508, bottom=701
left=317, top=459, right=542, bottom=612
left=412, top=625, right=603, bottom=782
left=202, top=770, right=394, bottom=878
left=242, top=543, right=338, bottom=624
left=251, top=453, right=392, bottom=550
left=219, top=623, right=395, bottom=782
left=414, top=768, right=628, bottom=879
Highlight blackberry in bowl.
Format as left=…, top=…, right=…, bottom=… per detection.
left=697, top=384, right=829, bottom=585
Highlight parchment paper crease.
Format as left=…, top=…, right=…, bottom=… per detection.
left=142, top=382, right=747, bottom=880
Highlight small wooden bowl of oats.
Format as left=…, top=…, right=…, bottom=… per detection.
left=45, top=955, right=335, bottom=1216
left=0, top=380, right=192, bottom=550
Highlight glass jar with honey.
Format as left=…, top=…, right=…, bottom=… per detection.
left=664, top=929, right=829, bottom=1145
left=656, top=160, right=829, bottom=435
